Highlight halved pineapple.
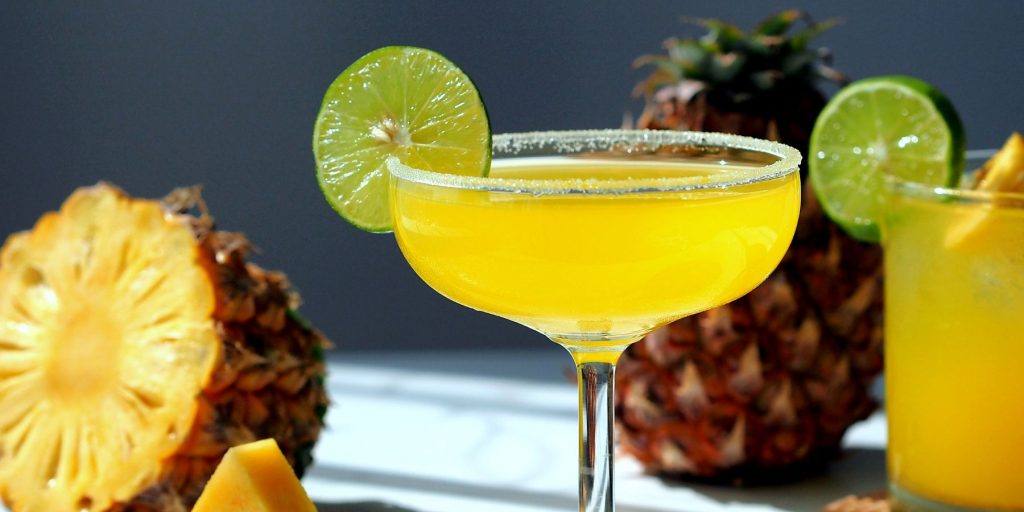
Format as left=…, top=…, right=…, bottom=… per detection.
left=0, top=184, right=329, bottom=512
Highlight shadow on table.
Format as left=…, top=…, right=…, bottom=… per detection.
left=316, top=503, right=419, bottom=512
left=310, top=448, right=884, bottom=512
left=675, top=448, right=887, bottom=511
left=311, top=463, right=689, bottom=512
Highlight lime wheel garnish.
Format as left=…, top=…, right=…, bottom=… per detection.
left=314, top=46, right=491, bottom=232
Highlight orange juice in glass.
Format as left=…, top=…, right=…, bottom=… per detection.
left=884, top=167, right=1024, bottom=510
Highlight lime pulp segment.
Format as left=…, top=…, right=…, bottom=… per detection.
left=314, top=46, right=491, bottom=232
left=809, top=76, right=964, bottom=243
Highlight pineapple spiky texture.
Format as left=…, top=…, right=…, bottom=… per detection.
left=632, top=10, right=846, bottom=156
left=618, top=11, right=883, bottom=483
left=0, top=184, right=329, bottom=511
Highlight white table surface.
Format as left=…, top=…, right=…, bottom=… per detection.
left=0, top=350, right=884, bottom=512
left=306, top=349, right=887, bottom=512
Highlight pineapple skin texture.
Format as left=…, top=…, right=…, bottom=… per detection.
left=192, top=439, right=317, bottom=512
left=0, top=184, right=329, bottom=512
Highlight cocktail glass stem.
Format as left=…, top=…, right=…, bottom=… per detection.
left=577, top=359, right=616, bottom=512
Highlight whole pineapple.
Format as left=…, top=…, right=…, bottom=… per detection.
left=0, top=184, right=330, bottom=511
left=617, top=11, right=884, bottom=482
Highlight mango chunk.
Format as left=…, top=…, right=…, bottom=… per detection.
left=975, top=132, right=1024, bottom=191
left=193, top=439, right=317, bottom=512
left=945, top=133, right=1024, bottom=248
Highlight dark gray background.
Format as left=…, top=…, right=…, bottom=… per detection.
left=2, top=2, right=1022, bottom=352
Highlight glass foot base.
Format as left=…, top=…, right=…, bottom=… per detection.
left=891, top=484, right=1017, bottom=512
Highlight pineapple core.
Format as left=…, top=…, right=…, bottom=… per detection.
left=193, top=439, right=317, bottom=512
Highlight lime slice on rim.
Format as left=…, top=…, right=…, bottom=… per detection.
left=809, top=75, right=965, bottom=243
left=314, top=46, right=491, bottom=232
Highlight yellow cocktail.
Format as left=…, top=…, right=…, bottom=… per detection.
left=884, top=177, right=1024, bottom=510
left=392, top=156, right=800, bottom=356
left=388, top=131, right=801, bottom=511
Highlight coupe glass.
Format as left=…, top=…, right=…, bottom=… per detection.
left=883, top=154, right=1024, bottom=511
left=387, top=130, right=801, bottom=511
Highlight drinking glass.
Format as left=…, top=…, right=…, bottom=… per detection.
left=388, top=130, right=801, bottom=511
left=884, top=155, right=1024, bottom=511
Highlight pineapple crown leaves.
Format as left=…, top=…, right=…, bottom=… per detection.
left=634, top=10, right=847, bottom=104
left=162, top=186, right=257, bottom=259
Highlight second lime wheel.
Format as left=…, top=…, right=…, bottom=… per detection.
left=809, top=75, right=965, bottom=243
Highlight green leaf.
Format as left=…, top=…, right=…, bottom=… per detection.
left=752, top=70, right=782, bottom=90
left=652, top=60, right=684, bottom=82
left=667, top=40, right=707, bottom=66
left=633, top=54, right=671, bottom=68
left=287, top=309, right=314, bottom=331
left=685, top=17, right=744, bottom=52
left=634, top=54, right=685, bottom=85
left=755, top=9, right=804, bottom=36
left=681, top=63, right=711, bottom=82
left=709, top=52, right=746, bottom=82
left=743, top=35, right=778, bottom=56
left=634, top=68, right=680, bottom=97
left=781, top=53, right=816, bottom=76
left=684, top=16, right=743, bottom=35
left=790, top=18, right=840, bottom=51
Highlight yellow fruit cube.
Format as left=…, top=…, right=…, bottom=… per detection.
left=946, top=132, right=1024, bottom=248
left=193, top=439, right=317, bottom=512
left=975, top=132, right=1024, bottom=192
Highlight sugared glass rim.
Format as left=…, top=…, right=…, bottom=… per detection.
left=386, top=129, right=801, bottom=195
left=886, top=150, right=1024, bottom=208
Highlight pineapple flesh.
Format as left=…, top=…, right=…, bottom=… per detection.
left=0, top=184, right=329, bottom=512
